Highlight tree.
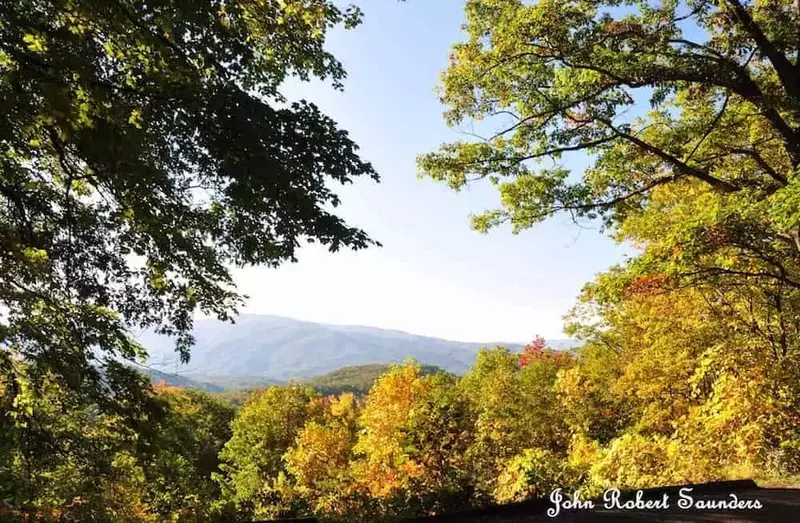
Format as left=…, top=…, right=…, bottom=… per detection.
left=0, top=0, right=379, bottom=409
left=418, top=0, right=800, bottom=300
left=0, top=358, right=159, bottom=522
left=0, top=361, right=241, bottom=522
left=351, top=363, right=430, bottom=503
left=144, top=385, right=236, bottom=522
left=493, top=447, right=576, bottom=504
left=564, top=269, right=800, bottom=488
left=419, top=3, right=800, bottom=488
left=349, top=362, right=474, bottom=519
left=284, top=393, right=377, bottom=522
left=458, top=346, right=573, bottom=502
left=216, top=385, right=321, bottom=520
left=401, top=372, right=475, bottom=514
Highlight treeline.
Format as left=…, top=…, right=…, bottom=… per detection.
left=208, top=364, right=445, bottom=409
left=296, top=363, right=446, bottom=397
left=4, top=309, right=798, bottom=522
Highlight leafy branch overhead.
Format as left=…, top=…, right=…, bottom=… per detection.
left=418, top=0, right=799, bottom=231
left=0, top=0, right=379, bottom=399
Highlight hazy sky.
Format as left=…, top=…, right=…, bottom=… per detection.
left=225, top=0, right=633, bottom=343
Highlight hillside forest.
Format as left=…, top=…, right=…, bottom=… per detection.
left=3, top=0, right=800, bottom=522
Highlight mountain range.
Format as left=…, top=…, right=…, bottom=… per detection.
left=136, top=314, right=579, bottom=389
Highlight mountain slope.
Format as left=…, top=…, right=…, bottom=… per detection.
left=137, top=314, right=578, bottom=381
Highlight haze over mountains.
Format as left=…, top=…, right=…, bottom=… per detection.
left=137, top=314, right=579, bottom=386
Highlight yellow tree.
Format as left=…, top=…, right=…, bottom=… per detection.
left=352, top=363, right=430, bottom=501
left=350, top=362, right=474, bottom=518
left=284, top=393, right=377, bottom=522
left=566, top=271, right=800, bottom=487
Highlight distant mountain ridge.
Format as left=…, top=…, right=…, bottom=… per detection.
left=137, top=314, right=579, bottom=383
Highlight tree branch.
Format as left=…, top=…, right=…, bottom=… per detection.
left=452, top=135, right=618, bottom=173
left=496, top=40, right=800, bottom=164
left=683, top=267, right=800, bottom=289
left=725, top=0, right=800, bottom=100
left=723, top=147, right=787, bottom=185
left=684, top=93, right=731, bottom=163
left=597, top=118, right=740, bottom=193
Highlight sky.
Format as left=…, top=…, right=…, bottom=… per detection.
left=225, top=0, right=633, bottom=343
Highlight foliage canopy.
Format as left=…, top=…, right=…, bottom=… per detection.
left=0, top=0, right=378, bottom=406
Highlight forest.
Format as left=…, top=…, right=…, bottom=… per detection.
left=2, top=0, right=800, bottom=521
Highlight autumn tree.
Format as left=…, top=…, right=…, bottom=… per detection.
left=351, top=364, right=430, bottom=509
left=344, top=362, right=474, bottom=519
left=419, top=0, right=800, bottom=490
left=418, top=0, right=800, bottom=336
left=284, top=393, right=378, bottom=522
left=399, top=372, right=474, bottom=514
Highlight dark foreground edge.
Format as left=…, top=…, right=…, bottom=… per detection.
left=402, top=479, right=760, bottom=522
left=258, top=479, right=800, bottom=522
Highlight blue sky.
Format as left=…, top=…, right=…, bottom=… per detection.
left=227, top=0, right=632, bottom=343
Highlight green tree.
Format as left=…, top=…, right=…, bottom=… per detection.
left=0, top=357, right=160, bottom=522
left=0, top=360, right=242, bottom=522
left=144, top=384, right=236, bottom=522
left=457, top=346, right=573, bottom=501
left=216, top=385, right=321, bottom=520
left=1, top=0, right=379, bottom=410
